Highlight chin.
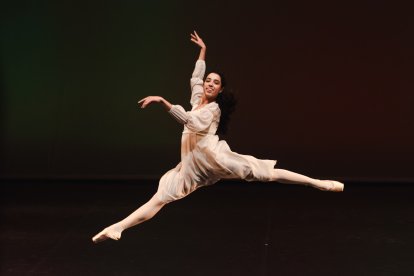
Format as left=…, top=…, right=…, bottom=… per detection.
left=205, top=94, right=215, bottom=100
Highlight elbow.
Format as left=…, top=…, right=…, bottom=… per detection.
left=168, top=105, right=189, bottom=125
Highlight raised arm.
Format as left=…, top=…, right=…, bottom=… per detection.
left=190, top=31, right=207, bottom=107
left=191, top=31, right=206, bottom=61
left=137, top=32, right=209, bottom=121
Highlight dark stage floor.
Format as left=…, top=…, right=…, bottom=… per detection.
left=1, top=180, right=413, bottom=276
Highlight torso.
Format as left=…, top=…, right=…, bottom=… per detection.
left=193, top=100, right=214, bottom=111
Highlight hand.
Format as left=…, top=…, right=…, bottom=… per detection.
left=138, top=96, right=163, bottom=108
left=190, top=31, right=206, bottom=49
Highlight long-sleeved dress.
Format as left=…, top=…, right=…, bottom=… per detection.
left=156, top=60, right=277, bottom=203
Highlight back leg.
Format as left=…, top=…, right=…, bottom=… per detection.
left=271, top=169, right=344, bottom=192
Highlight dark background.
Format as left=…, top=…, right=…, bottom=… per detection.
left=1, top=0, right=413, bottom=181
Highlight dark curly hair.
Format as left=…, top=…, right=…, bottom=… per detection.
left=206, top=71, right=237, bottom=135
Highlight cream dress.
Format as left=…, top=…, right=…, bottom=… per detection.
left=156, top=60, right=277, bottom=203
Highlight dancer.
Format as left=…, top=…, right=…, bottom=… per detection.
left=92, top=31, right=344, bottom=243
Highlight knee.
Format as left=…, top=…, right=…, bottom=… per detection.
left=271, top=169, right=279, bottom=181
left=153, top=192, right=172, bottom=206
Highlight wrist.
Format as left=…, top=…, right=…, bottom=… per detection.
left=160, top=98, right=172, bottom=111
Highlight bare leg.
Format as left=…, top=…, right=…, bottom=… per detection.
left=271, top=169, right=344, bottom=192
left=92, top=193, right=166, bottom=243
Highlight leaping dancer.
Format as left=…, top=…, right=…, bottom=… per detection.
left=92, top=31, right=344, bottom=243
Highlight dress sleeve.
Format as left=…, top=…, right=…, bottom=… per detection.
left=168, top=104, right=215, bottom=132
left=190, top=60, right=206, bottom=107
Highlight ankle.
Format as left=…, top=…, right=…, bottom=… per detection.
left=109, top=222, right=125, bottom=232
left=311, top=179, right=324, bottom=187
left=310, top=179, right=329, bottom=190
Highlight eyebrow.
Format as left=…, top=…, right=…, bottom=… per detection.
left=206, top=77, right=221, bottom=83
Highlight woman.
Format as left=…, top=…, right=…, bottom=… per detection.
left=92, top=31, right=344, bottom=243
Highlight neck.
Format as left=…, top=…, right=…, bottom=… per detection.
left=200, top=95, right=213, bottom=105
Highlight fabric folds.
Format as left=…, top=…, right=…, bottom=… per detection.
left=157, top=60, right=277, bottom=203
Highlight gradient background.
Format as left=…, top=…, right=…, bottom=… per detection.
left=1, top=0, right=413, bottom=181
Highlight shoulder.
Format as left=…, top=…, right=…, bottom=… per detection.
left=206, top=102, right=221, bottom=116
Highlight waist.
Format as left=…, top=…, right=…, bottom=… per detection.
left=182, top=130, right=215, bottom=136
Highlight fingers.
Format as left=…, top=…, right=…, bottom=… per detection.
left=191, top=31, right=201, bottom=39
left=190, top=33, right=198, bottom=44
left=138, top=96, right=156, bottom=109
left=140, top=100, right=148, bottom=108
left=190, top=30, right=202, bottom=42
left=138, top=97, right=148, bottom=108
left=194, top=30, right=200, bottom=39
left=190, top=31, right=205, bottom=48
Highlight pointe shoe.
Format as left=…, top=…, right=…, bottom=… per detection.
left=319, top=180, right=344, bottom=192
left=92, top=227, right=122, bottom=243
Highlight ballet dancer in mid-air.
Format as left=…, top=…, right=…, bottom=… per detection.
left=92, top=31, right=344, bottom=243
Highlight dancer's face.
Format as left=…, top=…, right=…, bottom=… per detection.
left=204, top=73, right=223, bottom=101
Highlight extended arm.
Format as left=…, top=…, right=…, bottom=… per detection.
left=138, top=96, right=172, bottom=111
left=138, top=96, right=215, bottom=132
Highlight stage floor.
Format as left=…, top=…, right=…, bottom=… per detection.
left=1, top=180, right=413, bottom=276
